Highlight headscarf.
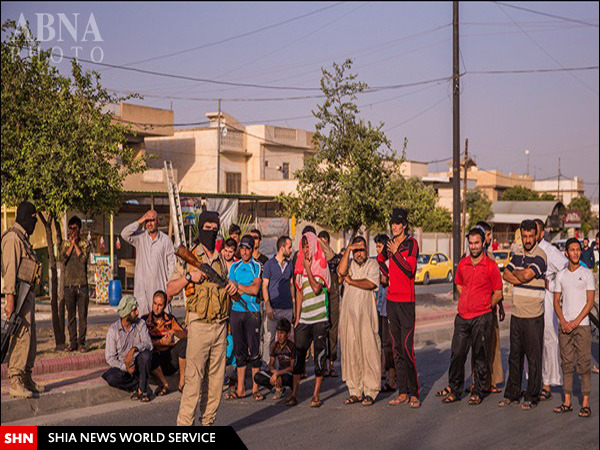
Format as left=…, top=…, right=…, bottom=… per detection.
left=294, top=231, right=331, bottom=290
left=117, top=294, right=138, bottom=318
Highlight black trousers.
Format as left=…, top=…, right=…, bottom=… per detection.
left=254, top=370, right=293, bottom=389
left=448, top=313, right=492, bottom=397
left=379, top=314, right=395, bottom=371
left=293, top=321, right=330, bottom=377
left=153, top=339, right=187, bottom=376
left=230, top=311, right=262, bottom=368
left=387, top=301, right=419, bottom=398
left=327, top=281, right=340, bottom=363
left=102, top=349, right=152, bottom=393
left=504, top=314, right=544, bottom=403
left=64, top=284, right=89, bottom=348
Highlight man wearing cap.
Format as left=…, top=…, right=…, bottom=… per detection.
left=228, top=234, right=264, bottom=400
left=167, top=211, right=238, bottom=426
left=58, top=215, right=91, bottom=352
left=378, top=207, right=421, bottom=408
left=102, top=295, right=154, bottom=402
left=121, top=209, right=176, bottom=317
left=2, top=201, right=45, bottom=398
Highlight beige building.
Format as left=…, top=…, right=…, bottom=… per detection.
left=140, top=112, right=317, bottom=196
left=532, top=177, right=584, bottom=205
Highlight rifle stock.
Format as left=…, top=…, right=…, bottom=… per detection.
left=0, top=281, right=31, bottom=363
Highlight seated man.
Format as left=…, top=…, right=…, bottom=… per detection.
left=142, top=290, right=188, bottom=395
left=102, top=295, right=154, bottom=402
left=254, top=318, right=295, bottom=399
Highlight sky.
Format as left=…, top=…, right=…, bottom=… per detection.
left=2, top=1, right=599, bottom=202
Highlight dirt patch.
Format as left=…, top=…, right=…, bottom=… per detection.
left=35, top=323, right=108, bottom=360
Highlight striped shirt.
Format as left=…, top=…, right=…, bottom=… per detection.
left=506, top=243, right=547, bottom=318
left=299, top=275, right=329, bottom=324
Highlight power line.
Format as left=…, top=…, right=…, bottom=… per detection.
left=493, top=2, right=599, bottom=28
left=496, top=3, right=599, bottom=95
left=383, top=96, right=449, bottom=132
left=467, top=65, right=599, bottom=75
left=113, top=2, right=347, bottom=68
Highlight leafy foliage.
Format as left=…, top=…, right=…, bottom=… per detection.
left=466, top=189, right=493, bottom=229
left=501, top=186, right=541, bottom=201
left=568, top=196, right=597, bottom=236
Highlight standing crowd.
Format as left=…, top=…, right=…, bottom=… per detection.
left=2, top=202, right=598, bottom=425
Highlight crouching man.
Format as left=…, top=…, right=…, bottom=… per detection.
left=142, top=290, right=188, bottom=395
left=254, top=318, right=295, bottom=399
left=102, top=295, right=154, bottom=402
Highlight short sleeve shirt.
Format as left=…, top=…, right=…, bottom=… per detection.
left=270, top=339, right=296, bottom=370
left=229, top=259, right=262, bottom=313
left=455, top=254, right=503, bottom=319
left=506, top=243, right=547, bottom=318
left=263, top=257, right=293, bottom=310
left=554, top=266, right=595, bottom=325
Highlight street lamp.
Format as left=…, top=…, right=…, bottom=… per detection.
left=525, top=149, right=530, bottom=175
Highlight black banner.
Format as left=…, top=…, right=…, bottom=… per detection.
left=36, top=427, right=247, bottom=449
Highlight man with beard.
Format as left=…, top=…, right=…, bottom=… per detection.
left=121, top=210, right=176, bottom=316
left=2, top=201, right=45, bottom=397
left=438, top=228, right=503, bottom=405
left=338, top=236, right=381, bottom=406
left=102, top=295, right=154, bottom=402
left=167, top=211, right=238, bottom=426
left=534, top=219, right=568, bottom=401
left=500, top=220, right=547, bottom=410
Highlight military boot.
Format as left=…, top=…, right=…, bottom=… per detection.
left=9, top=376, right=34, bottom=398
left=23, top=372, right=46, bottom=393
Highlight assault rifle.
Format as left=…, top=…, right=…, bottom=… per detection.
left=1, top=281, right=32, bottom=363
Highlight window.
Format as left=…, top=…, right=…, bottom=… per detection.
left=225, top=172, right=242, bottom=193
left=437, top=254, right=448, bottom=262
left=433, top=254, right=441, bottom=263
left=282, top=162, right=290, bottom=179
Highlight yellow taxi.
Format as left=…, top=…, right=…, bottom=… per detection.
left=492, top=251, right=514, bottom=271
left=415, top=253, right=453, bottom=285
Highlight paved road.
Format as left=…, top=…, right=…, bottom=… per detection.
left=15, top=337, right=598, bottom=450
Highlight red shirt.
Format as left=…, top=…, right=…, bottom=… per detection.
left=377, top=236, right=418, bottom=303
left=455, top=254, right=503, bottom=319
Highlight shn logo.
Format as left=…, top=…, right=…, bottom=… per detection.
left=4, top=433, right=34, bottom=444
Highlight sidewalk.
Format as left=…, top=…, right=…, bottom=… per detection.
left=1, top=290, right=509, bottom=424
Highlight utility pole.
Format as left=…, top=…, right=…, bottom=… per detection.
left=452, top=0, right=461, bottom=297
left=216, top=99, right=222, bottom=193
left=461, top=138, right=468, bottom=247
left=557, top=157, right=561, bottom=202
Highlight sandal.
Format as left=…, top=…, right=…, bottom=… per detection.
left=539, top=389, right=552, bottom=401
left=468, top=394, right=482, bottom=405
left=139, top=392, right=151, bottom=403
left=553, top=403, right=573, bottom=414
left=436, top=386, right=452, bottom=397
left=285, top=395, right=298, bottom=407
left=225, top=390, right=243, bottom=400
left=488, top=386, right=502, bottom=394
left=498, top=398, right=519, bottom=407
left=310, top=398, right=322, bottom=408
left=388, top=395, right=409, bottom=406
left=362, top=396, right=374, bottom=406
left=154, top=385, right=169, bottom=396
left=381, top=383, right=396, bottom=393
left=253, top=392, right=265, bottom=401
left=344, top=395, right=363, bottom=405
left=409, top=398, right=421, bottom=409
left=130, top=390, right=141, bottom=400
left=273, top=388, right=285, bottom=400
left=521, top=400, right=536, bottom=410
left=443, top=393, right=460, bottom=404
left=579, top=406, right=592, bottom=418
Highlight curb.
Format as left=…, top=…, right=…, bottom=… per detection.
left=1, top=352, right=106, bottom=380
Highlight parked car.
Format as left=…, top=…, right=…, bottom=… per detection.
left=415, top=252, right=453, bottom=285
left=492, top=251, right=514, bottom=271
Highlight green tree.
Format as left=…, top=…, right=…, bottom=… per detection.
left=466, top=189, right=493, bottom=229
left=539, top=193, right=556, bottom=201
left=423, top=206, right=452, bottom=233
left=2, top=21, right=146, bottom=312
left=278, top=59, right=400, bottom=236
left=501, top=186, right=540, bottom=201
left=568, top=196, right=596, bottom=236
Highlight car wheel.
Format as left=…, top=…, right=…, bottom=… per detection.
left=423, top=272, right=430, bottom=285
left=446, top=271, right=453, bottom=283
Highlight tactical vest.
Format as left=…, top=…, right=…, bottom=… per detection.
left=1, top=227, right=41, bottom=285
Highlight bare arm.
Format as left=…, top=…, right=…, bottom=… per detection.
left=491, top=289, right=503, bottom=307
left=236, top=278, right=262, bottom=296
left=570, top=290, right=596, bottom=328
left=294, top=284, right=303, bottom=327
left=345, top=278, right=377, bottom=290
left=456, top=284, right=463, bottom=296
left=305, top=266, right=323, bottom=295
left=337, top=246, right=353, bottom=278
left=554, top=291, right=569, bottom=332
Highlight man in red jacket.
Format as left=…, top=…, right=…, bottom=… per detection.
left=378, top=208, right=421, bottom=408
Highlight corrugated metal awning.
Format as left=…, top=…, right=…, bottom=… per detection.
left=491, top=213, right=547, bottom=224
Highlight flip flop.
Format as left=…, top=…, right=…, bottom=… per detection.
left=253, top=392, right=265, bottom=401
left=388, top=396, right=409, bottom=406
left=409, top=398, right=421, bottom=409
left=443, top=393, right=460, bottom=404
left=310, top=398, right=322, bottom=408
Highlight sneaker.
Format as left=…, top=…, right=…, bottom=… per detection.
left=9, top=377, right=34, bottom=398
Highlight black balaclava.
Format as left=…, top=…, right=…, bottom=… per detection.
left=16, top=201, right=38, bottom=235
left=197, top=211, right=220, bottom=252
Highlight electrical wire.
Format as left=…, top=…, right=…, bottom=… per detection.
left=493, top=2, right=599, bottom=28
